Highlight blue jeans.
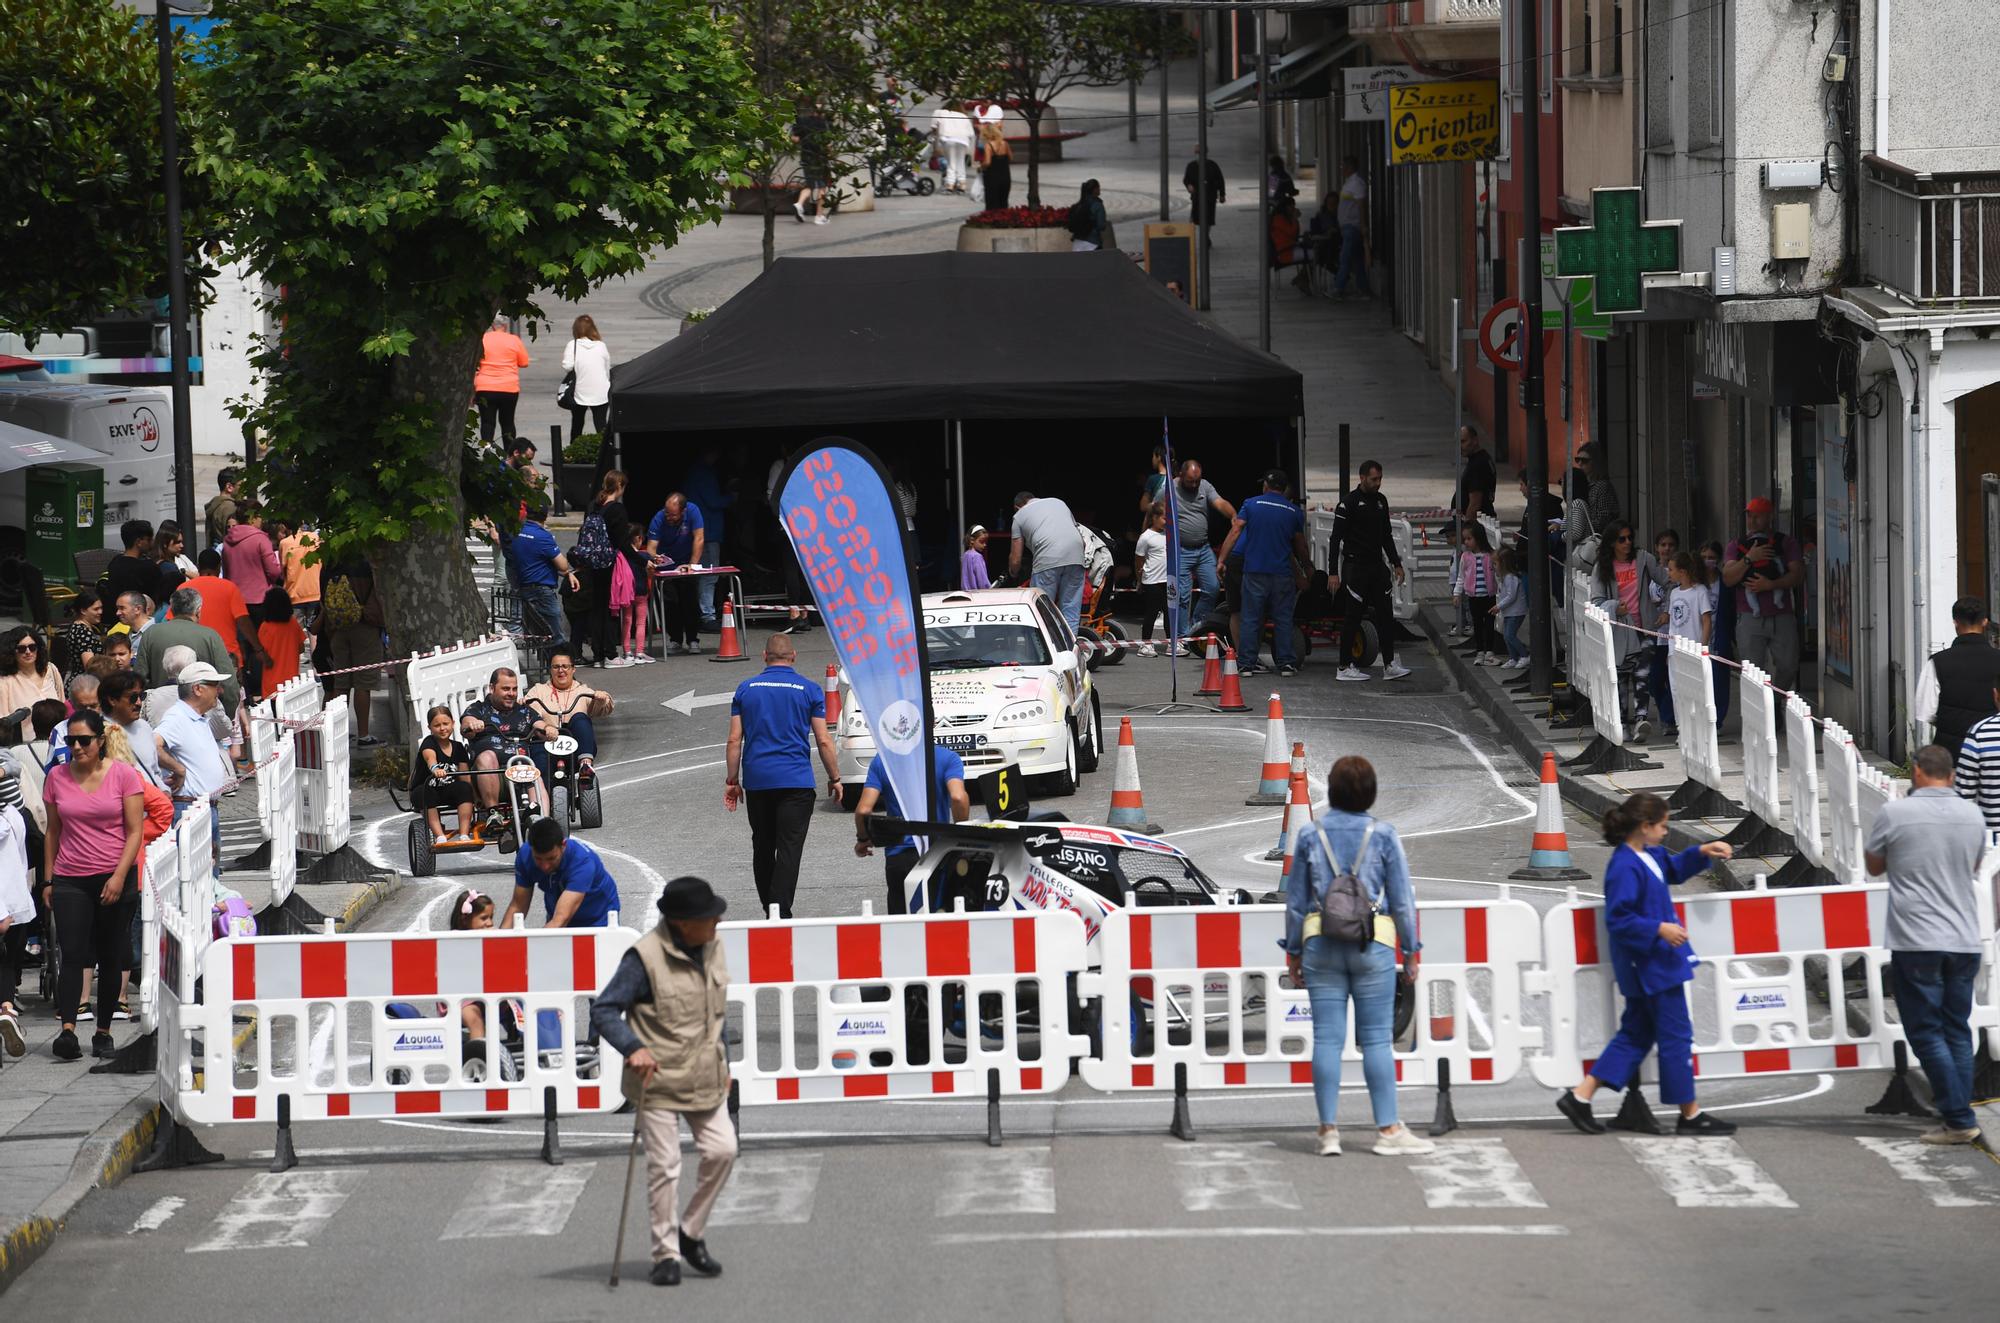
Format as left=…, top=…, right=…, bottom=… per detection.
left=1032, top=564, right=1086, bottom=632
left=696, top=539, right=722, bottom=622
left=1892, top=951, right=1981, bottom=1131
left=1591, top=986, right=1696, bottom=1105
left=1239, top=570, right=1298, bottom=668
left=518, top=582, right=568, bottom=649
left=1501, top=614, right=1527, bottom=662
left=1648, top=643, right=1675, bottom=727
left=1177, top=543, right=1220, bottom=626
left=1301, top=937, right=1400, bottom=1128
left=529, top=713, right=597, bottom=783
left=1334, top=224, right=1369, bottom=296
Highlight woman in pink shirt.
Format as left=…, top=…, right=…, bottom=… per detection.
left=40, top=709, right=145, bottom=1062
left=474, top=313, right=531, bottom=444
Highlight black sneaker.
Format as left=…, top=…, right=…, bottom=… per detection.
left=650, top=1258, right=681, bottom=1286
left=1675, top=1110, right=1738, bottom=1136
left=1556, top=1088, right=1605, bottom=1135
left=678, top=1231, right=722, bottom=1277
left=52, top=1028, right=82, bottom=1061
left=1278, top=664, right=1299, bottom=678
left=92, top=1031, right=115, bottom=1060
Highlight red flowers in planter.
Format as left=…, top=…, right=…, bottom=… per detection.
left=965, top=206, right=1071, bottom=228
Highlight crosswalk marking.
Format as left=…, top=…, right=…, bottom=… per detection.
left=934, top=1146, right=1056, bottom=1217
left=1169, top=1141, right=1301, bottom=1212
left=1856, top=1137, right=2000, bottom=1207
left=188, top=1171, right=363, bottom=1252
left=440, top=1163, right=597, bottom=1239
left=1621, top=1137, right=1798, bottom=1209
left=1409, top=1138, right=1547, bottom=1209
left=707, top=1152, right=824, bottom=1226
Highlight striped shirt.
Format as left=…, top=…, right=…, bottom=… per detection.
left=1952, top=711, right=2000, bottom=832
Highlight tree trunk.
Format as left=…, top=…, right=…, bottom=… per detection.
left=1023, top=104, right=1043, bottom=208
left=376, top=325, right=492, bottom=654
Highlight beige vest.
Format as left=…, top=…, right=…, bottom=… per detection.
left=622, top=924, right=731, bottom=1112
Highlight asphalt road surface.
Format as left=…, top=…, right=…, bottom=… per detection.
left=9, top=631, right=1996, bottom=1318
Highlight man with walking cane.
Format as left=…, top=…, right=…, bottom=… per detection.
left=592, top=877, right=737, bottom=1287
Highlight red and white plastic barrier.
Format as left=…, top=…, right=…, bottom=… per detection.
left=1785, top=694, right=1826, bottom=869
left=1822, top=720, right=1868, bottom=884
left=1076, top=898, right=1543, bottom=1095
left=1575, top=604, right=1630, bottom=746
left=1736, top=660, right=1786, bottom=836
left=1666, top=635, right=1726, bottom=791
left=719, top=907, right=1091, bottom=1105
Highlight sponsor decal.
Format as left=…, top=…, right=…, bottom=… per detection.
left=1015, top=863, right=1105, bottom=942
left=132, top=405, right=161, bottom=453
left=938, top=732, right=988, bottom=751
left=923, top=608, right=1032, bottom=626
left=391, top=1030, right=447, bottom=1053
left=1284, top=1004, right=1313, bottom=1023
left=876, top=698, right=923, bottom=756
left=1733, top=989, right=1791, bottom=1017
left=835, top=1016, right=892, bottom=1039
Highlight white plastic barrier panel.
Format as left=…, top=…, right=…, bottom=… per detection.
left=1390, top=519, right=1416, bottom=620
left=1579, top=604, right=1628, bottom=745
left=296, top=695, right=351, bottom=855
left=1478, top=512, right=1504, bottom=553
left=1666, top=636, right=1724, bottom=788
left=1784, top=695, right=1826, bottom=868
left=1737, top=661, right=1785, bottom=827
left=1077, top=899, right=1543, bottom=1093
left=267, top=731, right=299, bottom=906
left=178, top=924, right=639, bottom=1125
left=249, top=699, right=280, bottom=841
left=404, top=635, right=522, bottom=744
left=1308, top=509, right=1336, bottom=572
left=155, top=815, right=214, bottom=1117
left=1855, top=763, right=1907, bottom=843
left=1532, top=873, right=2000, bottom=1088
left=1822, top=721, right=1865, bottom=884
left=721, top=908, right=1091, bottom=1103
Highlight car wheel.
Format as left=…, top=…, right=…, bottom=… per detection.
left=1099, top=619, right=1128, bottom=666
left=578, top=776, right=603, bottom=829
left=407, top=820, right=435, bottom=878
left=1076, top=690, right=1103, bottom=774
left=1045, top=722, right=1080, bottom=797
left=1347, top=620, right=1380, bottom=668
left=1291, top=626, right=1311, bottom=663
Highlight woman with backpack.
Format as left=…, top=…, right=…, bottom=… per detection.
left=1282, top=754, right=1434, bottom=1157
left=572, top=469, right=629, bottom=668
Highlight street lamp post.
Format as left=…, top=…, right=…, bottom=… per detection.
left=155, top=0, right=198, bottom=534
left=1518, top=0, right=1552, bottom=695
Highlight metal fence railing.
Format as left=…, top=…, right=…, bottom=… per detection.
left=1863, top=156, right=2000, bottom=304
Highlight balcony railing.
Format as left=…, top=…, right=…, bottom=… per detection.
left=1862, top=155, right=2000, bottom=304
left=1440, top=0, right=1503, bottom=21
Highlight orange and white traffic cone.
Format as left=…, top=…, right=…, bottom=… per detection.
left=711, top=596, right=746, bottom=663
left=1266, top=763, right=1311, bottom=862
left=1106, top=717, right=1161, bottom=834
left=1510, top=751, right=1590, bottom=880
left=1195, top=633, right=1223, bottom=696
left=1246, top=694, right=1290, bottom=804
left=1216, top=647, right=1250, bottom=713
left=823, top=664, right=841, bottom=728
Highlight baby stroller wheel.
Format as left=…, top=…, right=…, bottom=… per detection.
left=1097, top=619, right=1127, bottom=666
left=1076, top=625, right=1105, bottom=673
left=917, top=176, right=936, bottom=196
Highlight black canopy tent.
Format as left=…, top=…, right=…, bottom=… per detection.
left=607, top=251, right=1305, bottom=590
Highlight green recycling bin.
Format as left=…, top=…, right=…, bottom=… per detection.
left=25, top=463, right=105, bottom=585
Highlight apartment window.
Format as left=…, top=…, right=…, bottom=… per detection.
left=1690, top=0, right=1724, bottom=149
left=1574, top=1, right=1594, bottom=78
left=1543, top=0, right=1556, bottom=110
left=1610, top=0, right=1624, bottom=75
left=1644, top=0, right=1672, bottom=149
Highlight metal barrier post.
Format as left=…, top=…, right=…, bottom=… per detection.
left=1864, top=1041, right=1934, bottom=1117
left=986, top=1068, right=1003, bottom=1148
left=1169, top=1062, right=1196, bottom=1142
left=270, top=1093, right=299, bottom=1174
left=542, top=1085, right=564, bottom=1167
left=1427, top=1057, right=1459, bottom=1137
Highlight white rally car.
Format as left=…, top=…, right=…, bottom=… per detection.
left=837, top=588, right=1104, bottom=797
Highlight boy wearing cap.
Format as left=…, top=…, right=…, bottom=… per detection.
left=1722, top=497, right=1805, bottom=690
left=590, top=877, right=736, bottom=1288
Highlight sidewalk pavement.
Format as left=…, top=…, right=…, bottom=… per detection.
left=0, top=794, right=404, bottom=1291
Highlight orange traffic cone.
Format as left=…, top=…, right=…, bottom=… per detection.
left=1106, top=717, right=1161, bottom=833
left=711, top=596, right=746, bottom=663
left=1195, top=633, right=1223, bottom=696
left=823, top=664, right=841, bottom=728
left=1266, top=765, right=1311, bottom=863
left=1246, top=694, right=1290, bottom=804
left=1216, top=647, right=1250, bottom=713
left=1510, top=751, right=1590, bottom=880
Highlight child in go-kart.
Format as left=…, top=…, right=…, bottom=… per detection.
left=412, top=705, right=477, bottom=844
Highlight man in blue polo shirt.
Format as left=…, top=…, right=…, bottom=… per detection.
left=852, top=743, right=972, bottom=913
left=724, top=634, right=841, bottom=918
left=507, top=500, right=578, bottom=656
left=502, top=816, right=622, bottom=928
left=645, top=492, right=706, bottom=655
left=1218, top=470, right=1310, bottom=677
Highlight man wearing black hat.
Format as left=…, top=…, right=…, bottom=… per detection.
left=590, top=877, right=737, bottom=1288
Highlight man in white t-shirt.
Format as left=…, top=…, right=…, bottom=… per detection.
left=930, top=101, right=977, bottom=193
left=1332, top=155, right=1371, bottom=299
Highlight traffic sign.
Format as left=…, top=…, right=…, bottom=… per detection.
left=1477, top=298, right=1557, bottom=371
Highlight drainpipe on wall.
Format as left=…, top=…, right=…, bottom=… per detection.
left=1874, top=0, right=1891, bottom=157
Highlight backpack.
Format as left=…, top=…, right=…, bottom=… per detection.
left=1065, top=201, right=1096, bottom=240
left=1310, top=819, right=1380, bottom=947
left=320, top=574, right=363, bottom=631
left=573, top=509, right=616, bottom=570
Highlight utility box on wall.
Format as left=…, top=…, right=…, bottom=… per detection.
left=1771, top=204, right=1812, bottom=260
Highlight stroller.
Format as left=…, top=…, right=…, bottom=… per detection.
left=872, top=126, right=938, bottom=196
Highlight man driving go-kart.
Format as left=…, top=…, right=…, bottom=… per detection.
left=461, top=666, right=546, bottom=827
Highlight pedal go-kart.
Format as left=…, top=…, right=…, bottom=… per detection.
left=540, top=731, right=603, bottom=833
left=403, top=745, right=545, bottom=878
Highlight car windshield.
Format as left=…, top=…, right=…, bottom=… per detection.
left=1111, top=846, right=1217, bottom=904
left=925, top=621, right=1050, bottom=668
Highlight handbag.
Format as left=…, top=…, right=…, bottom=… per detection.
left=556, top=368, right=577, bottom=411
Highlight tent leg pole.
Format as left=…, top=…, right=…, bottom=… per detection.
left=953, top=421, right=966, bottom=541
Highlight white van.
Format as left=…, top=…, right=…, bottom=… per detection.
left=0, top=383, right=179, bottom=543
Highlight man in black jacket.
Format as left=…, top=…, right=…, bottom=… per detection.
left=1326, top=460, right=1410, bottom=682
left=1914, top=597, right=2000, bottom=758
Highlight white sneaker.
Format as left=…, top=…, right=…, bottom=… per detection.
left=605, top=656, right=635, bottom=669
left=0, top=1010, right=24, bottom=1058
left=1381, top=663, right=1412, bottom=680
left=632, top=652, right=657, bottom=664
left=1373, top=1126, right=1437, bottom=1156
left=1632, top=718, right=1653, bottom=742
left=684, top=641, right=703, bottom=655
left=792, top=201, right=807, bottom=222
left=1446, top=625, right=1466, bottom=638
left=1316, top=1128, right=1342, bottom=1157
left=1137, top=642, right=1157, bottom=658
left=813, top=215, right=829, bottom=226
left=1336, top=665, right=1370, bottom=682
left=1171, top=641, right=1189, bottom=657
left=1919, top=1125, right=1982, bottom=1146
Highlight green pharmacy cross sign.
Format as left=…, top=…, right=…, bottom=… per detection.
left=1553, top=187, right=1683, bottom=314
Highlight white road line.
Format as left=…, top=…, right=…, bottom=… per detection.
left=1408, top=1138, right=1547, bottom=1209
left=1620, top=1137, right=1798, bottom=1209
left=934, top=1145, right=1056, bottom=1217
left=1855, top=1137, right=2000, bottom=1207
left=128, top=1195, right=186, bottom=1234
left=707, top=1152, right=824, bottom=1226
left=439, top=1163, right=597, bottom=1239
left=187, top=1170, right=363, bottom=1252
left=934, top=1224, right=1570, bottom=1245
left=1411, top=874, right=1603, bottom=899
left=1169, top=1140, right=1302, bottom=1212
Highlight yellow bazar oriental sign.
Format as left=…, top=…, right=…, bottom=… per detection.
left=1388, top=80, right=1500, bottom=164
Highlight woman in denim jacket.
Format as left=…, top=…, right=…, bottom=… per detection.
left=1283, top=755, right=1434, bottom=1157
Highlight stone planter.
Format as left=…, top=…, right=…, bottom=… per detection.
left=555, top=463, right=598, bottom=513
left=955, top=224, right=1074, bottom=254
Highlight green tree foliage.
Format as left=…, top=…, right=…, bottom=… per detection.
left=876, top=1, right=1157, bottom=207
left=0, top=0, right=212, bottom=338
left=195, top=0, right=767, bottom=649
